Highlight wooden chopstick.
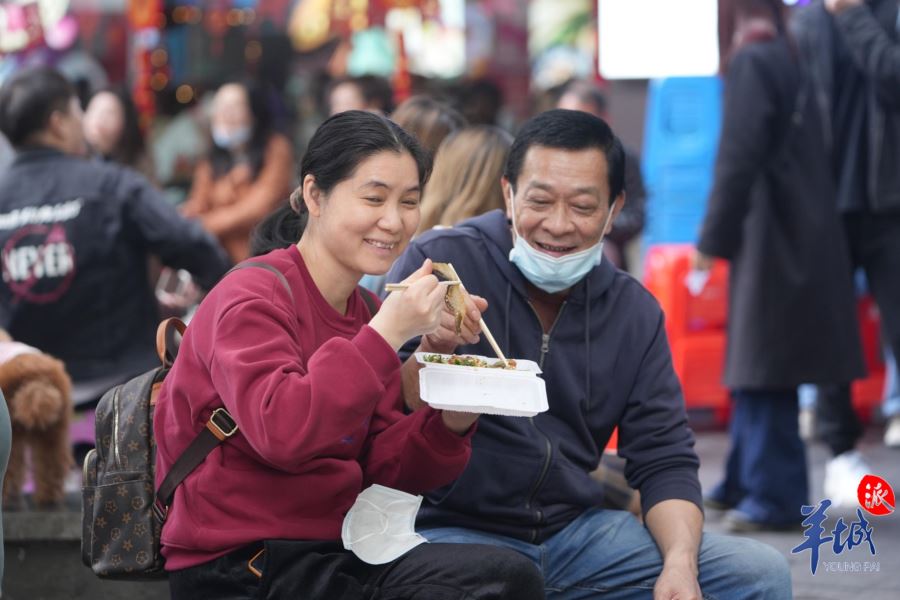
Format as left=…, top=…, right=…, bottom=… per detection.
left=444, top=263, right=510, bottom=368
left=385, top=281, right=460, bottom=292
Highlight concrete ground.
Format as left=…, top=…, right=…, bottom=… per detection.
left=696, top=426, right=900, bottom=600
left=4, top=422, right=897, bottom=599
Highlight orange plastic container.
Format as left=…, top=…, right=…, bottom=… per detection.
left=853, top=371, right=886, bottom=424
left=852, top=295, right=886, bottom=423
left=669, top=332, right=730, bottom=422
left=857, top=295, right=885, bottom=373
left=604, top=427, right=619, bottom=454
left=643, top=244, right=729, bottom=339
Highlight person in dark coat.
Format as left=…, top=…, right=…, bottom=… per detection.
left=694, top=0, right=865, bottom=531
left=793, top=0, right=900, bottom=506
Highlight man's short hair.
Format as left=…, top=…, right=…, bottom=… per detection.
left=504, top=109, right=625, bottom=202
left=0, top=67, right=76, bottom=147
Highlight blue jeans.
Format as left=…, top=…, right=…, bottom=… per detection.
left=422, top=508, right=791, bottom=599
left=710, top=389, right=808, bottom=524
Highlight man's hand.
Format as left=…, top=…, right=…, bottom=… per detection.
left=825, top=0, right=863, bottom=14
left=654, top=559, right=701, bottom=600
left=645, top=500, right=704, bottom=600
left=420, top=293, right=488, bottom=354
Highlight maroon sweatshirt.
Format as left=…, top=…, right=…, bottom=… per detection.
left=154, top=246, right=472, bottom=570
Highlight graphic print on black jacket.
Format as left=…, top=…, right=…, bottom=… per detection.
left=0, top=148, right=230, bottom=384
left=387, top=210, right=702, bottom=543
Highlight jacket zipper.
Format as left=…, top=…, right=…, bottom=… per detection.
left=523, top=300, right=567, bottom=542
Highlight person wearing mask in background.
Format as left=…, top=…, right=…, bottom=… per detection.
left=181, top=81, right=294, bottom=263
left=82, top=87, right=155, bottom=181
left=391, top=95, right=466, bottom=156
left=388, top=109, right=790, bottom=599
left=328, top=75, right=395, bottom=116
left=694, top=0, right=864, bottom=531
left=416, top=126, right=511, bottom=235
left=793, top=0, right=900, bottom=497
left=156, top=110, right=544, bottom=600
left=557, top=80, right=647, bottom=272
left=0, top=67, right=230, bottom=405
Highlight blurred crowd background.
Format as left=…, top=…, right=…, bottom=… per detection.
left=0, top=0, right=897, bottom=520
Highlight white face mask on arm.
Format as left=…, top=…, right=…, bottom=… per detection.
left=507, top=190, right=617, bottom=294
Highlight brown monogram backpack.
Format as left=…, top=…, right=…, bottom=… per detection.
left=80, top=315, right=240, bottom=579
left=80, top=261, right=291, bottom=578
left=81, top=261, right=377, bottom=579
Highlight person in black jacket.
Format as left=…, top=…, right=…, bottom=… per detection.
left=694, top=0, right=864, bottom=531
left=0, top=67, right=231, bottom=404
left=794, top=0, right=900, bottom=505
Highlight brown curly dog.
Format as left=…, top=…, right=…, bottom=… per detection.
left=0, top=329, right=73, bottom=510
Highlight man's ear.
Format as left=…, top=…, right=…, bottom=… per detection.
left=45, top=110, right=68, bottom=143
left=606, top=192, right=626, bottom=235
left=501, top=176, right=514, bottom=219
left=302, top=174, right=322, bottom=217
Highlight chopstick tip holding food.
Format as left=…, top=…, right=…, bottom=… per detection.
left=434, top=262, right=510, bottom=368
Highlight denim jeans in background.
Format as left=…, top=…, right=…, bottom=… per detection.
left=423, top=507, right=792, bottom=600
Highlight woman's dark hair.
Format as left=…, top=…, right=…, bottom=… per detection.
left=91, top=87, right=146, bottom=168
left=504, top=109, right=625, bottom=204
left=250, top=202, right=305, bottom=256
left=0, top=67, right=76, bottom=147
left=250, top=110, right=431, bottom=254
left=718, top=0, right=790, bottom=71
left=209, top=80, right=275, bottom=179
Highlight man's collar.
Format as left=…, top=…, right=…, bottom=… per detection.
left=11, top=145, right=67, bottom=165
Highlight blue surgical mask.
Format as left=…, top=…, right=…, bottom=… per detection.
left=508, top=191, right=615, bottom=294
left=212, top=125, right=252, bottom=150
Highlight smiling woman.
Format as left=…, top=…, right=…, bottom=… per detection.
left=156, top=110, right=545, bottom=599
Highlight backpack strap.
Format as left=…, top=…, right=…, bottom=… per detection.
left=228, top=261, right=294, bottom=301
left=153, top=408, right=238, bottom=524
left=155, top=317, right=186, bottom=369
left=231, top=258, right=378, bottom=319
left=358, top=287, right=378, bottom=320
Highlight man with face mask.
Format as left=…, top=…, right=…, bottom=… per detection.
left=386, top=110, right=790, bottom=599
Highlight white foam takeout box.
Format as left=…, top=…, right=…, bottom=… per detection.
left=415, top=352, right=549, bottom=417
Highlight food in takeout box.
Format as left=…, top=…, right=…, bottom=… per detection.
left=423, top=354, right=517, bottom=370
left=415, top=352, right=548, bottom=417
